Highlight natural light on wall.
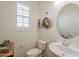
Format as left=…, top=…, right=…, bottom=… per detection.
left=17, top=2, right=29, bottom=28
left=54, top=1, right=62, bottom=6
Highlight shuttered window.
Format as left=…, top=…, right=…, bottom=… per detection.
left=17, top=3, right=29, bottom=27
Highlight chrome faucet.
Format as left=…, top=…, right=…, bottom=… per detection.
left=62, top=39, right=70, bottom=47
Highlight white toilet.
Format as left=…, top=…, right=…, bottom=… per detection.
left=26, top=40, right=46, bottom=57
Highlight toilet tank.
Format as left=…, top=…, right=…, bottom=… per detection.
left=37, top=40, right=46, bottom=51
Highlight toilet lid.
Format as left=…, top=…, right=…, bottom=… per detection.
left=26, top=48, right=42, bottom=57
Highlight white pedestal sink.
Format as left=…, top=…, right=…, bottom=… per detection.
left=49, top=42, right=79, bottom=57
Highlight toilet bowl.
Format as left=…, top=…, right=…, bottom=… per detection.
left=26, top=40, right=46, bottom=57
left=26, top=48, right=42, bottom=57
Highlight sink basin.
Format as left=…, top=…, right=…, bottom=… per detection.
left=49, top=42, right=79, bottom=57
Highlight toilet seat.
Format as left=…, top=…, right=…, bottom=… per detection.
left=26, top=48, right=42, bottom=57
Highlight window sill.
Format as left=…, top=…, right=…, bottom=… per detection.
left=15, top=27, right=29, bottom=32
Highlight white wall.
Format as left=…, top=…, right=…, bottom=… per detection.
left=0, top=1, right=40, bottom=57
left=39, top=1, right=79, bottom=57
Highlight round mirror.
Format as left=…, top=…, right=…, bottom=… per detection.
left=57, top=3, right=79, bottom=39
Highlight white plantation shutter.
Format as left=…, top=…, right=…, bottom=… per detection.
left=17, top=3, right=29, bottom=27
